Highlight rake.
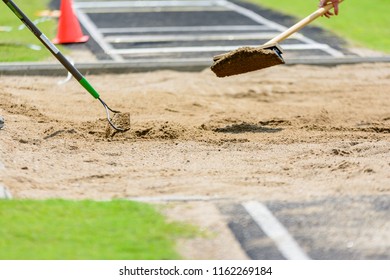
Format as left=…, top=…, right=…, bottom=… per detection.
left=3, top=0, right=130, bottom=132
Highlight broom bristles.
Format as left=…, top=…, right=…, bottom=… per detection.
left=211, top=46, right=285, bottom=77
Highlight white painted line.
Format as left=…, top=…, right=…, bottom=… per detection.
left=110, top=46, right=236, bottom=55
left=282, top=43, right=339, bottom=50
left=0, top=185, right=12, bottom=199
left=293, top=36, right=345, bottom=57
left=128, top=195, right=227, bottom=202
left=112, top=57, right=212, bottom=64
left=0, top=26, right=13, bottom=32
left=74, top=1, right=228, bottom=9
left=121, top=57, right=211, bottom=62
left=75, top=10, right=124, bottom=62
left=78, top=6, right=228, bottom=14
left=223, top=0, right=344, bottom=58
left=109, top=43, right=338, bottom=55
left=100, top=25, right=272, bottom=34
left=223, top=1, right=293, bottom=32
left=105, top=33, right=282, bottom=43
left=243, top=201, right=310, bottom=260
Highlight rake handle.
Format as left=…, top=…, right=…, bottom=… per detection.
left=265, top=0, right=344, bottom=45
left=2, top=0, right=100, bottom=99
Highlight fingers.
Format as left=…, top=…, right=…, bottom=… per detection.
left=319, top=0, right=339, bottom=17
left=318, top=0, right=326, bottom=8
left=324, top=11, right=334, bottom=18
left=332, top=0, right=339, bottom=15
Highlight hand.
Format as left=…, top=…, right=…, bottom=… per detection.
left=319, top=0, right=339, bottom=18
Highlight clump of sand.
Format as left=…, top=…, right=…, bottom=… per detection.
left=105, top=112, right=131, bottom=138
left=211, top=46, right=284, bottom=77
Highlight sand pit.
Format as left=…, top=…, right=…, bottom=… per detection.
left=1, top=63, right=389, bottom=258
left=1, top=63, right=389, bottom=199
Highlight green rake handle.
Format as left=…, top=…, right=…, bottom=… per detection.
left=2, top=0, right=99, bottom=99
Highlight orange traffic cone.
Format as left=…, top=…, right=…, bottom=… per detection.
left=53, top=0, right=89, bottom=44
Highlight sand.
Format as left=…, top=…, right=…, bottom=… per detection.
left=1, top=63, right=389, bottom=258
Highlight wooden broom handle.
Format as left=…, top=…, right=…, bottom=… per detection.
left=266, top=0, right=344, bottom=45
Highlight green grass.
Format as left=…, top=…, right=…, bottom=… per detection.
left=247, top=0, right=390, bottom=53
left=0, top=0, right=58, bottom=62
left=0, top=199, right=196, bottom=260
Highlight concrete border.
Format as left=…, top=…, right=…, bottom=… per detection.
left=1, top=56, right=390, bottom=76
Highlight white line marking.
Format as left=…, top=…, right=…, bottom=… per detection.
left=106, top=57, right=213, bottom=65
left=128, top=195, right=227, bottom=202
left=105, top=33, right=282, bottom=43
left=74, top=1, right=228, bottom=9
left=99, top=25, right=272, bottom=34
left=282, top=43, right=338, bottom=50
left=78, top=7, right=228, bottom=13
left=0, top=26, right=13, bottom=32
left=75, top=10, right=124, bottom=62
left=109, top=43, right=337, bottom=55
left=223, top=1, right=295, bottom=32
left=110, top=46, right=236, bottom=55
left=293, top=36, right=345, bottom=57
left=243, top=201, right=310, bottom=260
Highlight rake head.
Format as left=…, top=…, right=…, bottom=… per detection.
left=98, top=98, right=130, bottom=132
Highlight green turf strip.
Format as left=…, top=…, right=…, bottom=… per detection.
left=248, top=0, right=390, bottom=53
left=0, top=199, right=196, bottom=260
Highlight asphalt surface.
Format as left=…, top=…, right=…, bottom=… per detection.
left=220, top=196, right=390, bottom=260
left=69, top=0, right=352, bottom=63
